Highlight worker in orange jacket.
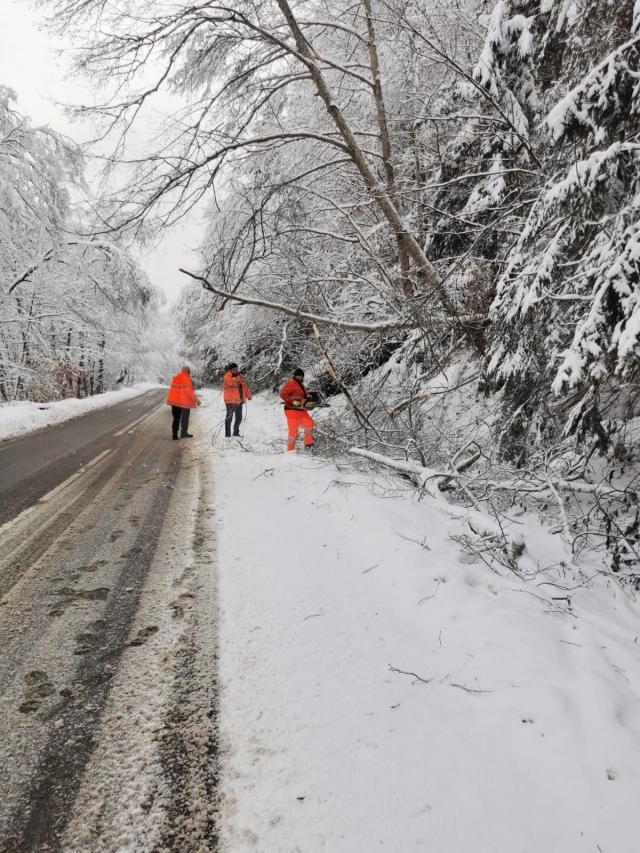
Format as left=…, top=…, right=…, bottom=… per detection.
left=223, top=362, right=252, bottom=437
left=166, top=365, right=200, bottom=439
left=280, top=368, right=314, bottom=451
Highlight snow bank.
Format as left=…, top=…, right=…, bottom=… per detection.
left=0, top=384, right=162, bottom=442
left=205, top=394, right=640, bottom=853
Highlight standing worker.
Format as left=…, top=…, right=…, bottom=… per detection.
left=223, top=362, right=252, bottom=437
left=280, top=368, right=314, bottom=451
left=167, top=365, right=200, bottom=440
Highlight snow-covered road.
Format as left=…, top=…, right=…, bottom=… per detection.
left=0, top=397, right=217, bottom=851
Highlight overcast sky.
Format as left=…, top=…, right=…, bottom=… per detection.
left=0, top=0, right=201, bottom=305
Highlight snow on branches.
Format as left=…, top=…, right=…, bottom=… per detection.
left=490, top=142, right=640, bottom=391
left=546, top=36, right=640, bottom=144
left=0, top=91, right=169, bottom=401
left=486, top=0, right=640, bottom=453
left=473, top=0, right=539, bottom=139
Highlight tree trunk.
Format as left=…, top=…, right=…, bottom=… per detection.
left=275, top=0, right=453, bottom=314
left=362, top=0, right=412, bottom=297
left=96, top=338, right=105, bottom=394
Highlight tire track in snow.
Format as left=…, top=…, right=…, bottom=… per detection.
left=155, top=472, right=219, bottom=852
left=0, top=408, right=219, bottom=852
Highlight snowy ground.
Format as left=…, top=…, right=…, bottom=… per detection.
left=205, top=392, right=640, bottom=853
left=0, top=383, right=161, bottom=442
left=2, top=385, right=638, bottom=851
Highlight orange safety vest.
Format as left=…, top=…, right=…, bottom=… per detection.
left=280, top=378, right=307, bottom=410
left=223, top=370, right=252, bottom=404
left=166, top=371, right=198, bottom=408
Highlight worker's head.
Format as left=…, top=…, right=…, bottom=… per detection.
left=228, top=362, right=239, bottom=375
left=182, top=365, right=191, bottom=375
left=293, top=368, right=304, bottom=380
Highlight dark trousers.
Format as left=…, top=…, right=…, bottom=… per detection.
left=225, top=403, right=243, bottom=436
left=171, top=406, right=190, bottom=437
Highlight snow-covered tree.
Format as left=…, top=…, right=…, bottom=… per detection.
left=37, top=0, right=640, bottom=565
left=487, top=0, right=639, bottom=455
left=0, top=89, right=170, bottom=401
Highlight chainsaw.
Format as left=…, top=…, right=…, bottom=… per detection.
left=304, top=391, right=320, bottom=410
left=291, top=390, right=321, bottom=411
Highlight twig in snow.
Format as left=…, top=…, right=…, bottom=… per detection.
left=537, top=575, right=597, bottom=591
left=388, top=664, right=432, bottom=684
left=450, top=683, right=493, bottom=694
left=323, top=479, right=352, bottom=492
left=304, top=609, right=324, bottom=621
left=543, top=608, right=578, bottom=618
left=418, top=579, right=442, bottom=603
left=392, top=527, right=431, bottom=550
left=362, top=563, right=379, bottom=574
left=610, top=663, right=630, bottom=684
left=450, top=534, right=503, bottom=575
left=509, top=587, right=554, bottom=606
left=253, top=467, right=276, bottom=480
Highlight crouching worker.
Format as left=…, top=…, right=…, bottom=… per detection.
left=280, top=368, right=314, bottom=451
left=223, top=362, right=252, bottom=437
left=167, top=365, right=200, bottom=439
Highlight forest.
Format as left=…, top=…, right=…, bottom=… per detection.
left=3, top=0, right=639, bottom=571
left=0, top=88, right=169, bottom=402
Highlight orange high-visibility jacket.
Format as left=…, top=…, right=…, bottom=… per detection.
left=223, top=370, right=252, bottom=404
left=280, top=378, right=307, bottom=410
left=166, top=371, right=198, bottom=408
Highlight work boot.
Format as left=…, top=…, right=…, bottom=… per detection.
left=172, top=435, right=178, bottom=440
left=180, top=433, right=194, bottom=438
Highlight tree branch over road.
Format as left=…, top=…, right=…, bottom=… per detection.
left=179, top=269, right=415, bottom=332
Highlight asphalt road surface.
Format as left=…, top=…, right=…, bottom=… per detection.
left=0, top=390, right=168, bottom=526
left=0, top=393, right=218, bottom=852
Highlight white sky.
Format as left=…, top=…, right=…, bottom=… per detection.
left=0, top=0, right=201, bottom=304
